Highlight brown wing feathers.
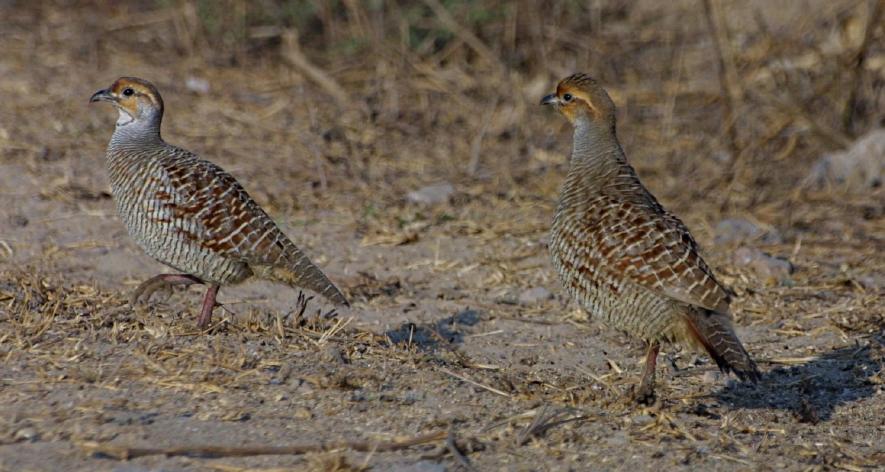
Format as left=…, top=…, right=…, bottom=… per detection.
left=165, top=156, right=349, bottom=305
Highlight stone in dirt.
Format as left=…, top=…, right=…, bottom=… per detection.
left=733, top=247, right=793, bottom=284
left=702, top=370, right=723, bottom=384
left=518, top=286, right=553, bottom=305
left=407, top=182, right=454, bottom=205
left=806, top=129, right=885, bottom=191
left=856, top=275, right=884, bottom=291
left=185, top=76, right=210, bottom=95
left=714, top=218, right=782, bottom=245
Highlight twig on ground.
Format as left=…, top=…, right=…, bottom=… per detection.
left=516, top=405, right=588, bottom=446
left=446, top=428, right=477, bottom=472
left=80, top=430, right=447, bottom=460
left=439, top=367, right=512, bottom=397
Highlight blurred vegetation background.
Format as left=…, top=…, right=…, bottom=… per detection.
left=1, top=0, right=882, bottom=220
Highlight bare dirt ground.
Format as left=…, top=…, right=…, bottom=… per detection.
left=0, top=1, right=883, bottom=471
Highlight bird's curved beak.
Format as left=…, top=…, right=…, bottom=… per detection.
left=89, top=89, right=114, bottom=104
left=540, top=94, right=559, bottom=106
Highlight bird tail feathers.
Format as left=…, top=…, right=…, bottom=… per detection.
left=253, top=254, right=349, bottom=308
left=682, top=308, right=760, bottom=383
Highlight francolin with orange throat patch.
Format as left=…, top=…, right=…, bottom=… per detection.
left=541, top=73, right=759, bottom=403
left=90, top=76, right=348, bottom=329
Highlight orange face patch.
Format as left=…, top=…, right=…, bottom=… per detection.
left=108, top=77, right=163, bottom=116
left=553, top=83, right=600, bottom=123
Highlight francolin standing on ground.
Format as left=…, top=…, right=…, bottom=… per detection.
left=90, top=77, right=348, bottom=328
left=541, top=73, right=759, bottom=402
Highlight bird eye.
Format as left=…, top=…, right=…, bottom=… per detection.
left=122, top=88, right=134, bottom=96
left=562, top=93, right=573, bottom=102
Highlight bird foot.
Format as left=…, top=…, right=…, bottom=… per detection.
left=633, top=342, right=660, bottom=406
left=633, top=382, right=657, bottom=406
left=196, top=303, right=222, bottom=329
left=130, top=282, right=173, bottom=305
left=130, top=274, right=203, bottom=306
left=195, top=284, right=221, bottom=329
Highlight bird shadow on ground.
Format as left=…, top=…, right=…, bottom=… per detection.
left=714, top=337, right=882, bottom=423
left=384, top=309, right=481, bottom=350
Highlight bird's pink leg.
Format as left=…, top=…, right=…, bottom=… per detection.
left=130, top=274, right=203, bottom=305
left=196, top=284, right=220, bottom=329
left=635, top=341, right=660, bottom=405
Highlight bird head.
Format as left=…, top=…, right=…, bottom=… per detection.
left=90, top=77, right=164, bottom=128
left=540, top=73, right=616, bottom=128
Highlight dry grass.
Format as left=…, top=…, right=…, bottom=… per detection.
left=0, top=0, right=883, bottom=470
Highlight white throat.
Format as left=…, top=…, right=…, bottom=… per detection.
left=115, top=108, right=135, bottom=128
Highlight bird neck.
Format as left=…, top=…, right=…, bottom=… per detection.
left=562, top=117, right=658, bottom=210
left=108, top=110, right=164, bottom=153
left=567, top=117, right=627, bottom=185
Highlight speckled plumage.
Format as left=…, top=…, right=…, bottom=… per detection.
left=92, top=77, right=347, bottom=327
left=542, top=74, right=759, bottom=399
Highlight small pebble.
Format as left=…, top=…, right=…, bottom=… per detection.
left=8, top=214, right=28, bottom=227
left=185, top=76, right=210, bottom=95
left=631, top=414, right=654, bottom=426
left=715, top=218, right=781, bottom=244
left=606, top=430, right=629, bottom=446
left=518, top=287, right=553, bottom=305
left=406, top=183, right=454, bottom=205
left=702, top=370, right=722, bottom=384
left=401, top=390, right=425, bottom=405
left=806, top=129, right=885, bottom=191
left=13, top=427, right=38, bottom=442
left=293, top=407, right=312, bottom=420
left=323, top=346, right=348, bottom=364
left=856, top=275, right=884, bottom=291
left=350, top=389, right=367, bottom=402
left=733, top=247, right=793, bottom=284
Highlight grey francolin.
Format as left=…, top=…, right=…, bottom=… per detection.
left=90, top=77, right=348, bottom=328
left=541, top=73, right=759, bottom=402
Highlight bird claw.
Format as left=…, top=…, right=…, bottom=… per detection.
left=130, top=274, right=203, bottom=306
left=130, top=279, right=171, bottom=306
left=632, top=382, right=657, bottom=406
